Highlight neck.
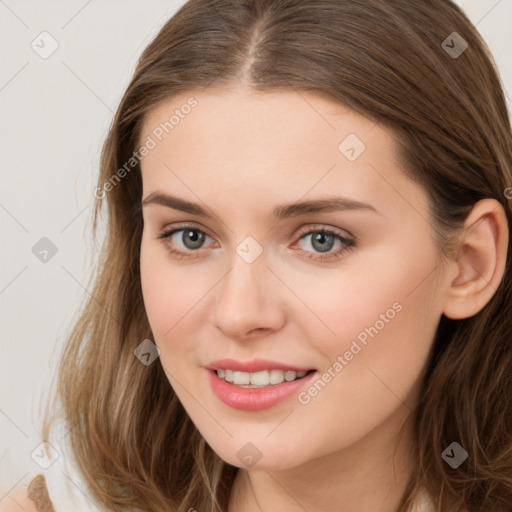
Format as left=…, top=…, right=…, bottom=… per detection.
left=228, top=403, right=417, bottom=512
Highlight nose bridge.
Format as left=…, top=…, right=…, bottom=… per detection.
left=218, top=244, right=268, bottom=313
left=212, top=241, right=284, bottom=338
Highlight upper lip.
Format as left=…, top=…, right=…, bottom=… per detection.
left=206, top=358, right=314, bottom=373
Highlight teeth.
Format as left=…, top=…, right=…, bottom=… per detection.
left=269, top=369, right=285, bottom=385
left=233, top=371, right=250, bottom=385
left=215, top=369, right=309, bottom=387
left=284, top=371, right=296, bottom=381
left=251, top=370, right=271, bottom=386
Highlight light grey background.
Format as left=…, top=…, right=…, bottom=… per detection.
left=1, top=0, right=511, bottom=503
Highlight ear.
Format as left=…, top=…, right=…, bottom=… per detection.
left=442, top=198, right=509, bottom=320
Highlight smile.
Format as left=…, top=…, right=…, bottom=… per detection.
left=208, top=368, right=317, bottom=411
left=216, top=368, right=310, bottom=387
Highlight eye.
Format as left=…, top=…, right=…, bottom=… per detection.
left=292, top=226, right=355, bottom=262
left=156, top=224, right=355, bottom=262
left=157, top=225, right=214, bottom=260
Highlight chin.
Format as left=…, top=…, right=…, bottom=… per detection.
left=207, top=437, right=308, bottom=472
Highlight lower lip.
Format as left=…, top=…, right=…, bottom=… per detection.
left=207, top=369, right=317, bottom=411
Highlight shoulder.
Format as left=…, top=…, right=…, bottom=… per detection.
left=0, top=493, right=38, bottom=512
left=0, top=475, right=55, bottom=512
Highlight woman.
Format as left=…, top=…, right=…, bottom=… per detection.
left=5, top=0, right=512, bottom=510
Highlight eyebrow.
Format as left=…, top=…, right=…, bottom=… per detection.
left=141, top=192, right=378, bottom=220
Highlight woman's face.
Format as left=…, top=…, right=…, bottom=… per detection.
left=139, top=85, right=450, bottom=470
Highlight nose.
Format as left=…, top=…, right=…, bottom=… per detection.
left=210, top=250, right=286, bottom=341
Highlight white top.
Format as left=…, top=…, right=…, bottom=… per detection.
left=409, top=488, right=436, bottom=512
left=27, top=422, right=103, bottom=511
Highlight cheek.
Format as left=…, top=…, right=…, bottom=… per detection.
left=140, top=241, right=188, bottom=347
left=283, top=242, right=439, bottom=352
left=139, top=239, right=216, bottom=368
left=301, top=242, right=442, bottom=412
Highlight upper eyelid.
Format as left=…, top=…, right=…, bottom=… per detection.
left=294, top=224, right=353, bottom=240
left=160, top=222, right=215, bottom=240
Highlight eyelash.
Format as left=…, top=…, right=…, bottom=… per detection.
left=156, top=223, right=355, bottom=262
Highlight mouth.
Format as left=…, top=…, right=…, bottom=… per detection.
left=214, top=368, right=316, bottom=387
left=207, top=367, right=318, bottom=411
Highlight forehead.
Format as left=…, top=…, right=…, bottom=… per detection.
left=138, top=86, right=426, bottom=222
left=140, top=85, right=388, bottom=157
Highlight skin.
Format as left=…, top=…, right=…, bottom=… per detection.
left=0, top=493, right=38, bottom=512
left=138, top=85, right=508, bottom=512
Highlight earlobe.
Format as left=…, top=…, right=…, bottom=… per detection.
left=442, top=199, right=509, bottom=320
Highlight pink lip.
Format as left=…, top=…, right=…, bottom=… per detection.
left=206, top=358, right=314, bottom=373
left=207, top=368, right=317, bottom=411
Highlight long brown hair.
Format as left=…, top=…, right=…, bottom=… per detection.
left=43, top=1, right=512, bottom=510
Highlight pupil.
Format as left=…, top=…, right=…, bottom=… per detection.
left=313, top=232, right=333, bottom=253
left=184, top=230, right=204, bottom=249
